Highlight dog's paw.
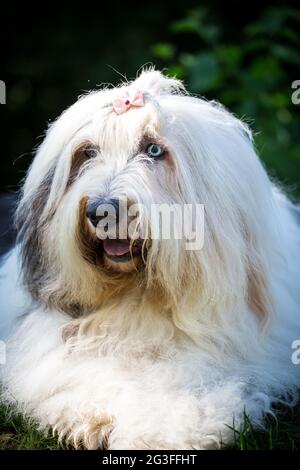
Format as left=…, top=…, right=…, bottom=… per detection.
left=53, top=413, right=114, bottom=449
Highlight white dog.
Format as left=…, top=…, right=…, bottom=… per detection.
left=0, top=69, right=299, bottom=450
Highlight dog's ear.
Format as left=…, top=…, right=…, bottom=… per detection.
left=243, top=223, right=273, bottom=325
left=15, top=165, right=56, bottom=300
left=247, top=264, right=273, bottom=325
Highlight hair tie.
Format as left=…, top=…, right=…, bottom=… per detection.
left=113, top=90, right=144, bottom=115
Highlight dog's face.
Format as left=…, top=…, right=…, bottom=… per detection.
left=16, top=70, right=273, bottom=325
left=67, top=101, right=178, bottom=275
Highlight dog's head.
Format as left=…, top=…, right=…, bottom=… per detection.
left=16, top=70, right=275, bottom=328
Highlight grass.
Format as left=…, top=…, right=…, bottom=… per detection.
left=228, top=406, right=300, bottom=450
left=0, top=403, right=299, bottom=450
left=0, top=405, right=64, bottom=450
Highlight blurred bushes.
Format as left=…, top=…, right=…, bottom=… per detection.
left=152, top=6, right=300, bottom=196
left=0, top=2, right=186, bottom=191
left=1, top=2, right=299, bottom=196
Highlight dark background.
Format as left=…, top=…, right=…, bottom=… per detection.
left=0, top=0, right=300, bottom=251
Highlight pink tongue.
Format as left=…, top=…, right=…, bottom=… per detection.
left=103, top=239, right=130, bottom=257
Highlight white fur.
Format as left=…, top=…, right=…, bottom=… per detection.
left=0, top=248, right=30, bottom=339
left=0, top=70, right=299, bottom=449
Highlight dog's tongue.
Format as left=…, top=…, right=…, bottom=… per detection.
left=103, top=239, right=130, bottom=257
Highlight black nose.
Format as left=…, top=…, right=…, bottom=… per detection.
left=86, top=198, right=120, bottom=228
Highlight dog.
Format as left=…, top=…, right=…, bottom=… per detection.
left=0, top=69, right=299, bottom=449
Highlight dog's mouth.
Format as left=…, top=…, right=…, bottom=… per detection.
left=80, top=197, right=146, bottom=271
left=102, top=238, right=142, bottom=263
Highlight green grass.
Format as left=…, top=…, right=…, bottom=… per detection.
left=0, top=403, right=299, bottom=450
left=0, top=405, right=64, bottom=450
left=227, top=406, right=300, bottom=450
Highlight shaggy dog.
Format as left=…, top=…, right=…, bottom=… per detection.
left=0, top=70, right=299, bottom=449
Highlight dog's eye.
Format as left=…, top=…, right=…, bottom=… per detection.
left=146, top=144, right=165, bottom=159
left=83, top=145, right=98, bottom=159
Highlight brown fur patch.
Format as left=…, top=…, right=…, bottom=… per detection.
left=248, top=268, right=272, bottom=324
left=67, top=141, right=98, bottom=187
left=76, top=196, right=103, bottom=267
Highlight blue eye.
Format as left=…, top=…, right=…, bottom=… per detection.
left=146, top=143, right=165, bottom=159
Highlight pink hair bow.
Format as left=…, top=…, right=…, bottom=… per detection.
left=113, top=90, right=144, bottom=115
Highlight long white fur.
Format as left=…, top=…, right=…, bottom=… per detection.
left=0, top=69, right=299, bottom=449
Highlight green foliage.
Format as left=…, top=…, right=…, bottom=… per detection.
left=228, top=406, right=300, bottom=450
left=0, top=405, right=63, bottom=450
left=152, top=6, right=300, bottom=196
left=1, top=403, right=299, bottom=450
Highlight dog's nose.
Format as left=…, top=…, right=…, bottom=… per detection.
left=86, top=198, right=120, bottom=228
